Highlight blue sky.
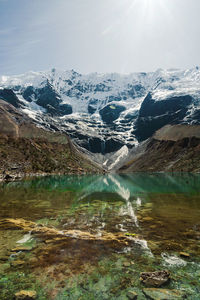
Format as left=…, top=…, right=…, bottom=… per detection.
left=0, top=0, right=200, bottom=75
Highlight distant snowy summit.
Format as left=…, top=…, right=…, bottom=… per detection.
left=0, top=67, right=200, bottom=156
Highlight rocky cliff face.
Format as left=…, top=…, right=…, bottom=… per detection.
left=0, top=67, right=200, bottom=168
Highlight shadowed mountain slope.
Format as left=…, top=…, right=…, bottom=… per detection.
left=118, top=125, right=200, bottom=173
left=1, top=67, right=200, bottom=158
left=0, top=100, right=102, bottom=176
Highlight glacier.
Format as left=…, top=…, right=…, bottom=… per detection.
left=0, top=66, right=200, bottom=168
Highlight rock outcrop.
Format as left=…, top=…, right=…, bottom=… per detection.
left=140, top=270, right=170, bottom=287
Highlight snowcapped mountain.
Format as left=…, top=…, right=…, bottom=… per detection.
left=0, top=67, right=200, bottom=165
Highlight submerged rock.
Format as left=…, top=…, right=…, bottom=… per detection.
left=4, top=174, right=13, bottom=181
left=0, top=218, right=134, bottom=245
left=161, top=253, right=187, bottom=267
left=28, top=257, right=38, bottom=265
left=140, top=270, right=170, bottom=287
left=0, top=255, right=9, bottom=261
left=123, top=261, right=131, bottom=267
left=11, top=260, right=26, bottom=267
left=11, top=246, right=32, bottom=252
left=14, top=290, right=37, bottom=300
left=179, top=251, right=190, bottom=258
left=142, top=217, right=154, bottom=222
left=143, top=288, right=186, bottom=300
left=127, top=290, right=138, bottom=299
left=2, top=173, right=23, bottom=182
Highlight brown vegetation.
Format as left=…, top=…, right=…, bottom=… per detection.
left=119, top=125, right=200, bottom=173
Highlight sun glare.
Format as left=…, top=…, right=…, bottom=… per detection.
left=102, top=0, right=172, bottom=59
left=139, top=0, right=163, bottom=17
left=123, top=0, right=169, bottom=25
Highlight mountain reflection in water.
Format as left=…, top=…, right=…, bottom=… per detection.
left=0, top=173, right=200, bottom=299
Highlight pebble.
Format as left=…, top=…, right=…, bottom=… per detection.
left=140, top=270, right=170, bottom=287
left=14, top=290, right=37, bottom=300
left=11, top=246, right=32, bottom=252
left=123, top=262, right=131, bottom=267
left=179, top=252, right=190, bottom=258
left=11, top=260, right=25, bottom=267
left=143, top=288, right=185, bottom=299
left=127, top=290, right=138, bottom=299
left=142, top=217, right=154, bottom=222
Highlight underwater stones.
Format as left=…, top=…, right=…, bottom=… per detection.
left=14, top=290, right=37, bottom=300
left=161, top=253, right=187, bottom=267
left=142, top=217, right=154, bottom=222
left=149, top=225, right=157, bottom=229
left=142, top=288, right=185, bottom=300
left=183, top=230, right=196, bottom=239
left=139, top=209, right=152, bottom=215
left=148, top=241, right=160, bottom=252
left=44, top=239, right=55, bottom=244
left=179, top=252, right=190, bottom=258
left=162, top=241, right=182, bottom=252
left=0, top=218, right=35, bottom=231
left=127, top=290, right=138, bottom=299
left=144, top=203, right=153, bottom=208
left=28, top=257, right=38, bottom=265
left=4, top=173, right=13, bottom=181
left=123, top=261, right=131, bottom=267
left=10, top=260, right=26, bottom=267
left=0, top=218, right=133, bottom=246
left=140, top=270, right=170, bottom=287
left=11, top=246, right=32, bottom=252
left=0, top=255, right=9, bottom=261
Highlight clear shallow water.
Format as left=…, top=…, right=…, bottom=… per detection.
left=0, top=173, right=200, bottom=299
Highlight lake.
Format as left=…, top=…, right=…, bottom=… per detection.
left=0, top=173, right=200, bottom=299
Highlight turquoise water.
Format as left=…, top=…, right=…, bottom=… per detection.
left=0, top=173, right=200, bottom=299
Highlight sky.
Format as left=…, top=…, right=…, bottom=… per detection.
left=0, top=0, right=200, bottom=75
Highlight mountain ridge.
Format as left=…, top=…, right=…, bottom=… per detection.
left=1, top=66, right=200, bottom=170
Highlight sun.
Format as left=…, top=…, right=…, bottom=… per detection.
left=140, top=0, right=163, bottom=16
left=125, top=0, right=168, bottom=23
left=101, top=0, right=170, bottom=44
left=122, top=0, right=164, bottom=17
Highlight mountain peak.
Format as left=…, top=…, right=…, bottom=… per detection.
left=0, top=67, right=200, bottom=159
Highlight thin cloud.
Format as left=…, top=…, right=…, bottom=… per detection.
left=0, top=27, right=16, bottom=35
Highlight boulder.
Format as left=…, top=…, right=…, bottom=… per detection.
left=123, top=261, right=131, bottom=267
left=11, top=246, right=32, bottom=252
left=11, top=260, right=26, bottom=267
left=143, top=288, right=186, bottom=299
left=179, top=252, right=190, bottom=258
left=4, top=174, right=13, bottom=181
left=15, top=290, right=37, bottom=300
left=140, top=270, right=170, bottom=287
left=127, top=290, right=138, bottom=299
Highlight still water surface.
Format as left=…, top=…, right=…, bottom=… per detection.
left=0, top=173, right=200, bottom=299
